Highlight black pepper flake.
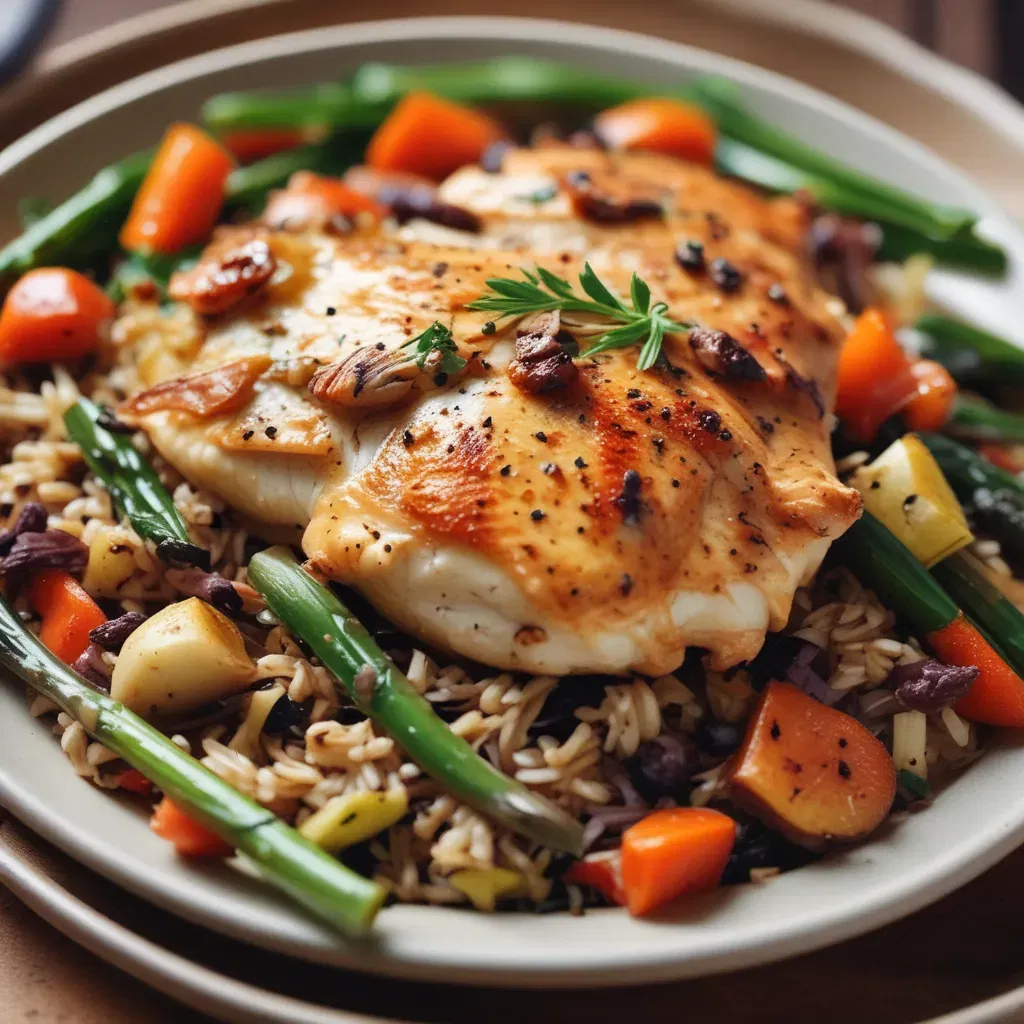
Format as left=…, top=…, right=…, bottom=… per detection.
left=839, top=738, right=848, bottom=748
left=482, top=416, right=492, bottom=428
left=574, top=456, right=587, bottom=469
left=375, top=341, right=386, bottom=350
left=698, top=409, right=722, bottom=434
left=264, top=426, right=278, bottom=439
left=325, top=306, right=337, bottom=316
left=530, top=509, right=546, bottom=521
left=242, top=429, right=254, bottom=441
left=660, top=407, right=671, bottom=421
left=620, top=573, right=634, bottom=596
left=770, top=720, right=781, bottom=740
left=719, top=429, right=732, bottom=441
left=626, top=388, right=642, bottom=399
left=500, top=464, right=511, bottom=476
left=615, top=469, right=643, bottom=526
left=542, top=462, right=558, bottom=476
left=671, top=478, right=680, bottom=488
left=675, top=239, right=705, bottom=273
left=709, top=258, right=743, bottom=292
left=767, top=283, right=788, bottom=304
left=652, top=437, right=665, bottom=452
left=446, top=444, right=455, bottom=454
left=434, top=372, right=448, bottom=386
left=534, top=431, right=548, bottom=443
left=756, top=416, right=775, bottom=435
left=904, top=494, right=918, bottom=506
left=838, top=759, right=852, bottom=779
left=432, top=261, right=448, bottom=278
left=481, top=321, right=496, bottom=335
left=403, top=430, right=415, bottom=447
left=384, top=544, right=392, bottom=553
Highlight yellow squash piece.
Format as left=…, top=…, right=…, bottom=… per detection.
left=229, top=683, right=286, bottom=761
left=110, top=597, right=256, bottom=716
left=299, top=789, right=408, bottom=853
left=852, top=434, right=973, bottom=567
left=448, top=867, right=525, bottom=912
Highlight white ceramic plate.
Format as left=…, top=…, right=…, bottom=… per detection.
left=2, top=15, right=1024, bottom=989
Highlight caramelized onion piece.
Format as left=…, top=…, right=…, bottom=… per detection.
left=121, top=355, right=272, bottom=420
left=169, top=236, right=276, bottom=315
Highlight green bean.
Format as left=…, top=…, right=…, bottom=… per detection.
left=64, top=399, right=209, bottom=570
left=931, top=550, right=1024, bottom=677
left=0, top=149, right=152, bottom=292
left=248, top=546, right=586, bottom=856
left=913, top=315, right=1024, bottom=385
left=948, top=394, right=1024, bottom=445
left=0, top=594, right=384, bottom=935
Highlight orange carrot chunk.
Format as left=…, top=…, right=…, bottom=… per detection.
left=263, top=171, right=385, bottom=228
left=620, top=808, right=735, bottom=917
left=595, top=98, right=718, bottom=164
left=366, top=92, right=505, bottom=182
left=903, top=359, right=958, bottom=432
left=728, top=682, right=896, bottom=847
left=150, top=797, right=233, bottom=857
left=117, top=769, right=154, bottom=796
left=220, top=128, right=307, bottom=163
left=835, top=308, right=918, bottom=442
left=928, top=615, right=1024, bottom=727
left=120, top=123, right=235, bottom=254
left=563, top=851, right=625, bottom=906
left=0, top=267, right=114, bottom=367
left=27, top=569, right=106, bottom=665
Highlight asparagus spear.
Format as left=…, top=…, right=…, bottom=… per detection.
left=64, top=399, right=210, bottom=570
left=833, top=511, right=959, bottom=635
left=0, top=149, right=152, bottom=292
left=203, top=56, right=647, bottom=131
left=248, top=546, right=585, bottom=856
left=0, top=593, right=385, bottom=935
left=920, top=432, right=1024, bottom=565
left=919, top=432, right=1024, bottom=499
left=913, top=315, right=1024, bottom=385
left=715, top=139, right=1003, bottom=271
left=692, top=77, right=974, bottom=239
left=948, top=394, right=1024, bottom=444
left=202, top=56, right=977, bottom=243
left=931, top=550, right=1024, bottom=677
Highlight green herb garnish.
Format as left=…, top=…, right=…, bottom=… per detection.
left=467, top=264, right=686, bottom=371
left=401, top=320, right=468, bottom=376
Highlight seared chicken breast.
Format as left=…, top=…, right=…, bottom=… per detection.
left=116, top=145, right=861, bottom=675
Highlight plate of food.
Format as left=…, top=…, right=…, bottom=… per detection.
left=1, top=15, right=1024, bottom=988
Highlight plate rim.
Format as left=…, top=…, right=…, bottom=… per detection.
left=2, top=13, right=1024, bottom=988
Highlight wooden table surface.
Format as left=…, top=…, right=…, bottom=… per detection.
left=2, top=2, right=1024, bottom=1021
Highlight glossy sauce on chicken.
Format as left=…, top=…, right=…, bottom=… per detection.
left=116, top=145, right=861, bottom=676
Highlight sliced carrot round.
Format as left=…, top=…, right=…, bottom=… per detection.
left=595, top=98, right=718, bottom=164
left=367, top=92, right=505, bottom=182
left=0, top=267, right=114, bottom=367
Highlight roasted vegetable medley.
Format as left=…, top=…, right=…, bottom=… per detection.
left=0, top=56, right=1022, bottom=934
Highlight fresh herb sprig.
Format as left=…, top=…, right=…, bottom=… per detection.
left=467, top=264, right=686, bottom=371
left=401, top=320, right=467, bottom=376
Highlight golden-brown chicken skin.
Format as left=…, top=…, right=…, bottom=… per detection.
left=116, top=144, right=860, bottom=675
